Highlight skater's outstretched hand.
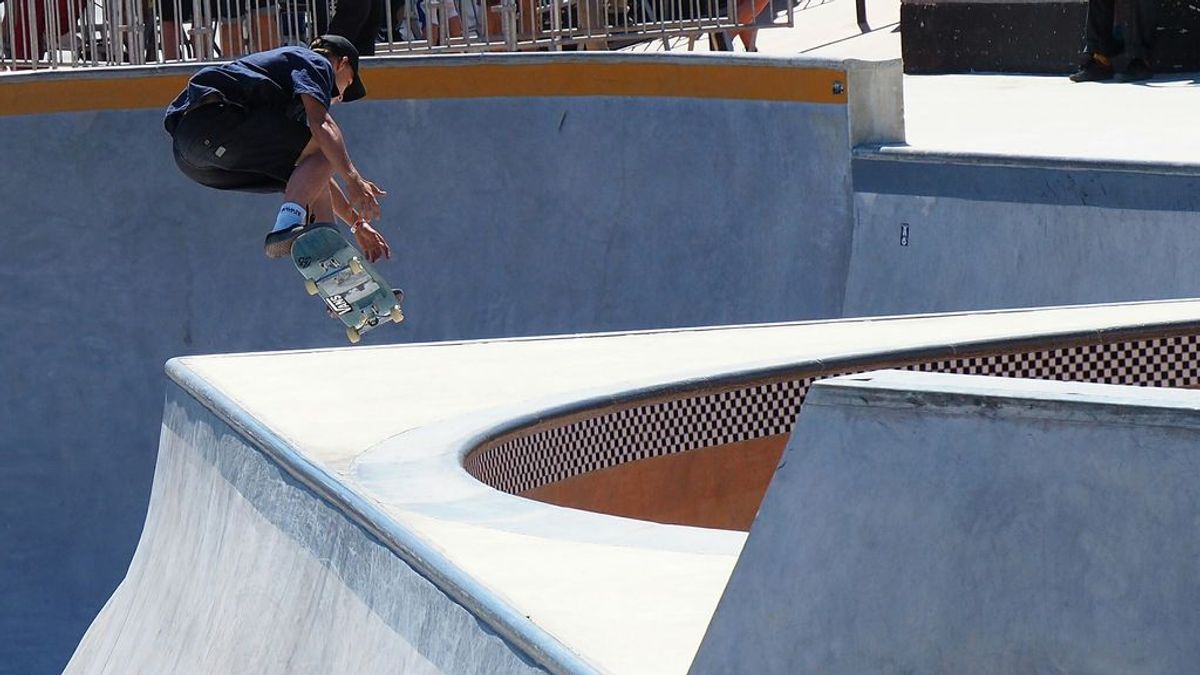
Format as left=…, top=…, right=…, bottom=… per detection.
left=348, top=172, right=386, bottom=223
left=353, top=220, right=391, bottom=263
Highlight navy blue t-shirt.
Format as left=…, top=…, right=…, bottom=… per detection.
left=165, top=46, right=336, bottom=133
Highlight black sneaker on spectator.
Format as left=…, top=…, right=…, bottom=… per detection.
left=1119, top=59, right=1153, bottom=82
left=1069, top=56, right=1114, bottom=82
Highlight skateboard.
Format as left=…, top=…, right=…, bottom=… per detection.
left=290, top=224, right=404, bottom=344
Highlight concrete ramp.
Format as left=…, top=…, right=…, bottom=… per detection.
left=68, top=303, right=1200, bottom=673
left=692, top=371, right=1200, bottom=674
left=66, top=391, right=564, bottom=674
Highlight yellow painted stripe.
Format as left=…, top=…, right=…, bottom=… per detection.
left=0, top=73, right=192, bottom=116
left=366, top=62, right=848, bottom=104
left=0, top=60, right=846, bottom=117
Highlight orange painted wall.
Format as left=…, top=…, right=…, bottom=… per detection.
left=522, top=434, right=788, bottom=531
left=0, top=58, right=847, bottom=116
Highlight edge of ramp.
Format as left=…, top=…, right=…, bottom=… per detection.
left=164, top=358, right=601, bottom=675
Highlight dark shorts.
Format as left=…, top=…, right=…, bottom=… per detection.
left=171, top=101, right=311, bottom=194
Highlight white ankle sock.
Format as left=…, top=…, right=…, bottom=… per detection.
left=272, top=202, right=306, bottom=233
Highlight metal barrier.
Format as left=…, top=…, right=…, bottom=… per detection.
left=0, top=0, right=794, bottom=68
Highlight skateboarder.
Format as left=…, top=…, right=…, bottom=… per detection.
left=164, top=35, right=391, bottom=262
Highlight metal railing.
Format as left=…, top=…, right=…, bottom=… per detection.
left=0, top=0, right=794, bottom=68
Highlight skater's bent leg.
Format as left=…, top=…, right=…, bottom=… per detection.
left=309, top=183, right=336, bottom=223
left=284, top=141, right=335, bottom=208
left=264, top=140, right=334, bottom=256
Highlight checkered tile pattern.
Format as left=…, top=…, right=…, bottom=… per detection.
left=463, top=334, right=1200, bottom=495
left=910, top=336, right=1200, bottom=386
left=465, top=381, right=809, bottom=497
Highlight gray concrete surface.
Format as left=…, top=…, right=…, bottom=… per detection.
left=903, top=75, right=1200, bottom=163
left=845, top=152, right=1200, bottom=316
left=842, top=74, right=1200, bottom=317
left=692, top=370, right=1200, bottom=674
left=66, top=390, right=555, bottom=674
left=0, top=55, right=872, bottom=674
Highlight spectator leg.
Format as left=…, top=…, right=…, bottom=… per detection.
left=314, top=0, right=331, bottom=34
left=246, top=7, right=280, bottom=52
left=1125, top=0, right=1158, bottom=61
left=708, top=31, right=731, bottom=51
left=219, top=18, right=243, bottom=55
left=328, top=0, right=370, bottom=49
left=519, top=0, right=535, bottom=40
left=10, top=0, right=41, bottom=61
left=483, top=0, right=502, bottom=40
left=163, top=20, right=181, bottom=59
left=734, top=0, right=767, bottom=50
left=335, top=0, right=387, bottom=53
left=737, top=28, right=757, bottom=51
left=577, top=0, right=607, bottom=50
left=365, top=0, right=384, bottom=53
left=1082, top=0, right=1118, bottom=58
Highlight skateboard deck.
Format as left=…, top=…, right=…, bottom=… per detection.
left=291, top=224, right=404, bottom=344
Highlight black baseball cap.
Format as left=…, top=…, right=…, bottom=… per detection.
left=310, top=35, right=366, bottom=102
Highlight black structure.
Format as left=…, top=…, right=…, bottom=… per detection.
left=901, top=0, right=1200, bottom=74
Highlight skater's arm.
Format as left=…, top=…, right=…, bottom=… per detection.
left=329, top=178, right=356, bottom=226
left=330, top=178, right=392, bottom=263
left=301, top=94, right=386, bottom=221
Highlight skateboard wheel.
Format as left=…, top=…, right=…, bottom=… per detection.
left=349, top=257, right=364, bottom=275
left=346, top=326, right=361, bottom=344
left=390, top=306, right=405, bottom=324
left=304, top=279, right=318, bottom=296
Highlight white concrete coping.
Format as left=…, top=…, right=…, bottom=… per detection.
left=814, top=368, right=1200, bottom=422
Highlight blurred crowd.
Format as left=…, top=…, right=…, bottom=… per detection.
left=0, top=0, right=779, bottom=64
